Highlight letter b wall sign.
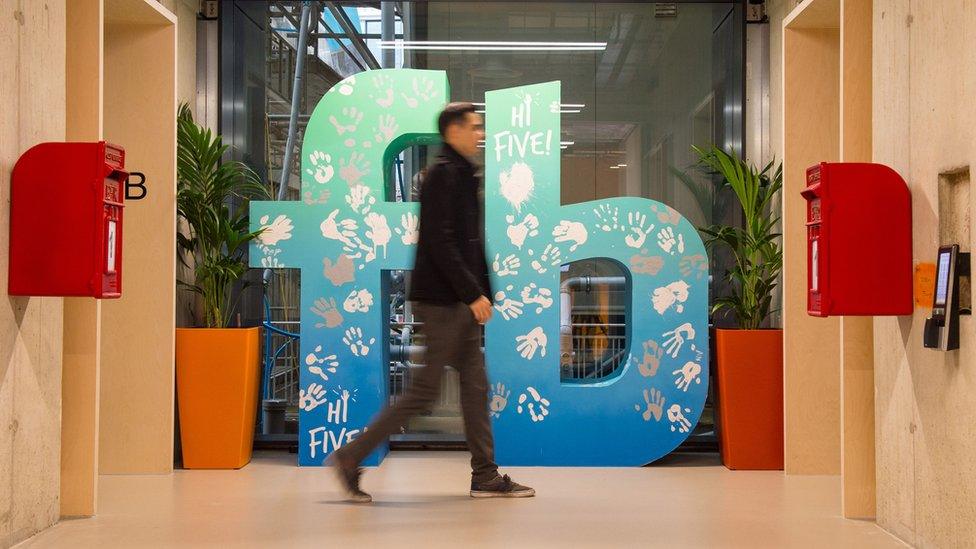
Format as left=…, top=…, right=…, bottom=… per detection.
left=249, top=69, right=709, bottom=467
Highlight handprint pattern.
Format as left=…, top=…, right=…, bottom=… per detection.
left=248, top=71, right=708, bottom=467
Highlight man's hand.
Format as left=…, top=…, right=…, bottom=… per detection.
left=469, top=296, right=493, bottom=324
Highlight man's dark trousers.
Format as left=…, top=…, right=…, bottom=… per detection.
left=334, top=301, right=499, bottom=483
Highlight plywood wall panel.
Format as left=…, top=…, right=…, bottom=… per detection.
left=61, top=0, right=104, bottom=518
left=98, top=5, right=176, bottom=475
left=838, top=0, right=875, bottom=520
left=783, top=25, right=842, bottom=475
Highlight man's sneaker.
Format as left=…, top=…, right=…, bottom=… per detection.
left=327, top=453, right=372, bottom=503
left=470, top=474, right=536, bottom=498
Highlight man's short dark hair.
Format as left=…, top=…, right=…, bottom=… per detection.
left=438, top=102, right=477, bottom=137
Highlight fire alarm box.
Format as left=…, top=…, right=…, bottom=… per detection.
left=8, top=141, right=126, bottom=298
left=802, top=162, right=912, bottom=317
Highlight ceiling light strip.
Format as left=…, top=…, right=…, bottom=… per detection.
left=382, top=41, right=607, bottom=47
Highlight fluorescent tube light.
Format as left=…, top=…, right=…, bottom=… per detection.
left=381, top=41, right=607, bottom=52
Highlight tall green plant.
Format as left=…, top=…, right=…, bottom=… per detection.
left=177, top=103, right=269, bottom=328
left=695, top=146, right=782, bottom=330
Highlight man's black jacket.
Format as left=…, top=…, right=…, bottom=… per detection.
left=408, top=145, right=492, bottom=305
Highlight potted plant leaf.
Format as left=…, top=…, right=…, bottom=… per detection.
left=695, top=145, right=784, bottom=470
left=175, top=103, right=269, bottom=469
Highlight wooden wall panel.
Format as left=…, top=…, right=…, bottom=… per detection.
left=61, top=0, right=103, bottom=517
left=783, top=21, right=841, bottom=474
left=98, top=0, right=177, bottom=474
left=838, top=0, right=875, bottom=520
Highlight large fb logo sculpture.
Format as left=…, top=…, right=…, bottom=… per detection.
left=250, top=69, right=709, bottom=466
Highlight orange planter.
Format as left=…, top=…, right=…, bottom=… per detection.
left=715, top=328, right=784, bottom=470
left=176, top=327, right=260, bottom=469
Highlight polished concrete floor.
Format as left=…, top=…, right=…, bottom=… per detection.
left=20, top=451, right=905, bottom=548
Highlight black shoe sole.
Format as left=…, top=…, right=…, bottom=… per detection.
left=470, top=488, right=536, bottom=498
left=327, top=456, right=373, bottom=503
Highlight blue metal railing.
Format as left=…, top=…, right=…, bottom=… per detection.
left=262, top=286, right=300, bottom=403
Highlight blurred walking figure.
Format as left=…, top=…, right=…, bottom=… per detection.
left=330, top=103, right=535, bottom=503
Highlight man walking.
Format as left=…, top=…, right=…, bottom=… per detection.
left=330, top=103, right=535, bottom=503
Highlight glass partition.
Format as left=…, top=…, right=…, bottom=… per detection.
left=223, top=0, right=742, bottom=451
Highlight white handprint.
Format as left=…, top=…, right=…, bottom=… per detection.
left=401, top=92, right=419, bottom=109
left=529, top=244, right=561, bottom=274
left=517, top=387, right=550, bottom=422
left=299, top=383, right=328, bottom=412
left=520, top=283, right=554, bottom=313
left=651, top=280, right=691, bottom=315
left=399, top=76, right=438, bottom=109
left=672, top=360, right=703, bottom=392
left=308, top=360, right=339, bottom=381
left=415, top=75, right=437, bottom=100
left=515, top=327, right=548, bottom=360
left=339, top=152, right=371, bottom=187
left=342, top=288, right=374, bottom=314
left=395, top=211, right=419, bottom=245
left=657, top=227, right=685, bottom=255
left=499, top=162, right=535, bottom=212
left=336, top=75, right=356, bottom=95
left=635, top=388, right=666, bottom=421
left=306, top=345, right=339, bottom=381
left=257, top=214, right=294, bottom=246
left=364, top=212, right=392, bottom=261
left=593, top=203, right=621, bottom=232
left=260, top=254, right=284, bottom=268
left=320, top=209, right=359, bottom=248
left=516, top=91, right=536, bottom=113
left=342, top=327, right=376, bottom=357
left=551, top=220, right=588, bottom=252
left=341, top=237, right=372, bottom=264
left=374, top=114, right=398, bottom=143
left=668, top=404, right=694, bottom=433
left=492, top=253, right=520, bottom=277
left=625, top=212, right=655, bottom=249
left=505, top=213, right=540, bottom=250
left=329, top=106, right=364, bottom=135
left=493, top=285, right=525, bottom=321
left=489, top=382, right=511, bottom=418
left=662, top=322, right=696, bottom=358
left=306, top=151, right=334, bottom=184
left=345, top=185, right=375, bottom=214
left=370, top=73, right=395, bottom=107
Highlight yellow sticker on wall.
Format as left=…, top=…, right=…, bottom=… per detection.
left=915, top=263, right=936, bottom=308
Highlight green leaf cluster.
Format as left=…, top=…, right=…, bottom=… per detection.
left=695, top=146, right=783, bottom=330
left=177, top=103, right=269, bottom=328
